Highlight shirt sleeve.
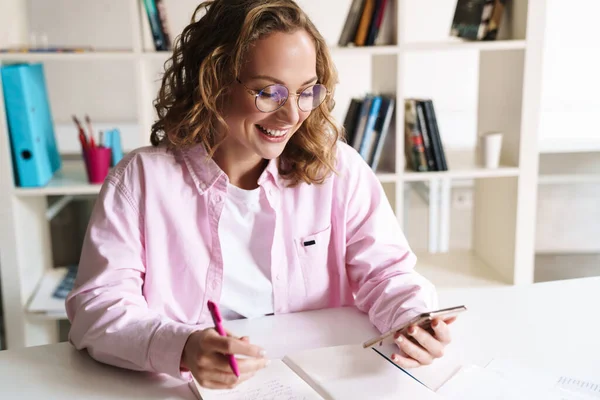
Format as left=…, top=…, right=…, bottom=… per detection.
left=342, top=148, right=439, bottom=333
left=65, top=173, right=201, bottom=380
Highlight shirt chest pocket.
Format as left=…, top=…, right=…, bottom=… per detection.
left=294, top=225, right=332, bottom=289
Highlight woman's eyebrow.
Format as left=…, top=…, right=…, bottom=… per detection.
left=250, top=74, right=319, bottom=86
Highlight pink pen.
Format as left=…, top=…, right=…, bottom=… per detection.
left=207, top=300, right=240, bottom=377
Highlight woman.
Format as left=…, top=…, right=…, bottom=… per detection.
left=67, top=0, right=454, bottom=390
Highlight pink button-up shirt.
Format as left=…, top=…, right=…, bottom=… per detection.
left=66, top=141, right=437, bottom=380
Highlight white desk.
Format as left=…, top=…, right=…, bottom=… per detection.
left=1, top=277, right=599, bottom=399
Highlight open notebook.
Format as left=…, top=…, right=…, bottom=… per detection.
left=190, top=344, right=440, bottom=399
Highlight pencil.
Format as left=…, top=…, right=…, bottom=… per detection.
left=85, top=114, right=94, bottom=145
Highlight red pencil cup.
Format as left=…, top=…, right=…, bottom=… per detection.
left=85, top=146, right=112, bottom=184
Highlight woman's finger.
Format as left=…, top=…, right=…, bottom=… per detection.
left=205, top=333, right=266, bottom=358
left=395, top=335, right=434, bottom=365
left=407, top=325, right=445, bottom=358
left=235, top=356, right=271, bottom=374
left=431, top=319, right=452, bottom=345
left=196, top=368, right=255, bottom=387
left=390, top=352, right=421, bottom=368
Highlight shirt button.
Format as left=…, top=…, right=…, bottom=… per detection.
left=215, top=194, right=223, bottom=203
left=199, top=182, right=206, bottom=190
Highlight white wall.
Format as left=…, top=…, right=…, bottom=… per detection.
left=22, top=0, right=600, bottom=252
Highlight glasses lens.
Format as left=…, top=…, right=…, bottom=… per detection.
left=256, top=84, right=288, bottom=112
left=298, top=84, right=327, bottom=112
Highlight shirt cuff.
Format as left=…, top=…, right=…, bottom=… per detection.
left=148, top=321, right=202, bottom=380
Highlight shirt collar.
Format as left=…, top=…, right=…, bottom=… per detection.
left=180, top=144, right=284, bottom=194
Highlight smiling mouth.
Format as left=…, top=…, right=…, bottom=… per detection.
left=256, top=124, right=289, bottom=137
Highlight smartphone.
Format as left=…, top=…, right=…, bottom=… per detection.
left=362, top=305, right=467, bottom=348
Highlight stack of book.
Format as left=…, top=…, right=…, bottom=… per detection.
left=404, top=99, right=448, bottom=172
left=338, top=0, right=391, bottom=47
left=343, top=94, right=395, bottom=171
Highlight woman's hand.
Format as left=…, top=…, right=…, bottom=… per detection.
left=391, top=317, right=456, bottom=368
left=182, top=328, right=269, bottom=389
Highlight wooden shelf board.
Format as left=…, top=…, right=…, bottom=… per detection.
left=402, top=150, right=520, bottom=181
left=538, top=174, right=600, bottom=185
left=415, top=250, right=510, bottom=289
left=0, top=51, right=137, bottom=62
left=376, top=172, right=398, bottom=183
left=538, top=138, right=600, bottom=154
left=403, top=39, right=527, bottom=52
left=14, top=161, right=101, bottom=197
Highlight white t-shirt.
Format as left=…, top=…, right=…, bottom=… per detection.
left=218, top=183, right=275, bottom=320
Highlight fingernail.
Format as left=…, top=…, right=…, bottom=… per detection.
left=409, top=326, right=416, bottom=335
left=259, top=350, right=267, bottom=357
left=432, top=320, right=439, bottom=328
left=395, top=336, right=403, bottom=343
left=391, top=354, right=397, bottom=361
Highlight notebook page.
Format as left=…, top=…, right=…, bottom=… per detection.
left=486, top=359, right=600, bottom=399
left=437, top=365, right=560, bottom=400
left=192, top=359, right=323, bottom=400
left=282, top=344, right=441, bottom=400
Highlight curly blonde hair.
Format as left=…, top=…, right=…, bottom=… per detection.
left=150, top=0, right=341, bottom=186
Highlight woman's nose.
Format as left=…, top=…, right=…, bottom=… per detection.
left=277, top=95, right=301, bottom=124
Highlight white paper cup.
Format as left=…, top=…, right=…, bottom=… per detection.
left=478, top=132, right=503, bottom=169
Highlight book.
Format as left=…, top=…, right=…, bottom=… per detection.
left=421, top=100, right=448, bottom=171
left=404, top=99, right=428, bottom=172
left=357, top=96, right=382, bottom=160
left=449, top=0, right=507, bottom=41
left=365, top=0, right=389, bottom=46
left=342, top=98, right=364, bottom=146
left=1, top=63, right=61, bottom=187
left=155, top=0, right=173, bottom=51
left=191, top=344, right=441, bottom=399
left=369, top=96, right=395, bottom=170
left=415, top=100, right=436, bottom=171
left=353, top=0, right=377, bottom=46
left=143, top=0, right=168, bottom=51
left=351, top=95, right=374, bottom=151
left=338, top=0, right=366, bottom=47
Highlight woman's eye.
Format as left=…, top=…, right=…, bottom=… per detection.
left=301, top=91, right=314, bottom=98
left=260, top=91, right=280, bottom=99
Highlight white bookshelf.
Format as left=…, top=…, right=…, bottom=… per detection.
left=0, top=0, right=547, bottom=349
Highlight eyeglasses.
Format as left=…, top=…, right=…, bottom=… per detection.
left=236, top=78, right=330, bottom=113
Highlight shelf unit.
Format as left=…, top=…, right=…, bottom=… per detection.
left=0, top=0, right=547, bottom=349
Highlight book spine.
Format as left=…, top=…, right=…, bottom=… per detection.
left=342, top=98, right=363, bottom=146
left=421, top=100, right=445, bottom=171
left=358, top=96, right=382, bottom=159
left=143, top=0, right=167, bottom=51
left=155, top=0, right=172, bottom=50
left=404, top=99, right=427, bottom=172
left=370, top=97, right=395, bottom=170
left=425, top=100, right=448, bottom=171
left=365, top=0, right=384, bottom=46
left=338, top=0, right=366, bottom=47
left=351, top=95, right=373, bottom=150
left=415, top=101, right=436, bottom=171
left=353, top=0, right=376, bottom=46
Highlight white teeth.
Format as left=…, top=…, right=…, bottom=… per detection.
left=258, top=125, right=287, bottom=137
